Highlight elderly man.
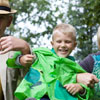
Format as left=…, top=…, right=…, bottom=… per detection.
left=0, top=0, right=30, bottom=100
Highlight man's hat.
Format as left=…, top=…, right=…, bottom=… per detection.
left=0, top=0, right=17, bottom=14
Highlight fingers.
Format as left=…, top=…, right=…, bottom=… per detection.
left=20, top=54, right=34, bottom=67
left=86, top=75, right=99, bottom=88
left=0, top=36, right=13, bottom=54
left=77, top=73, right=99, bottom=88
left=88, top=83, right=94, bottom=88
left=0, top=44, right=12, bottom=54
left=0, top=36, right=31, bottom=54
left=88, top=76, right=98, bottom=88
left=23, top=55, right=34, bottom=63
left=67, top=86, right=77, bottom=95
left=0, top=36, right=7, bottom=42
left=0, top=41, right=13, bottom=54
left=64, top=83, right=83, bottom=96
left=64, top=84, right=77, bottom=95
left=0, top=47, right=11, bottom=54
left=93, top=75, right=99, bottom=83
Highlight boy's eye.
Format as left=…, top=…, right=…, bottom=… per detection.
left=56, top=40, right=61, bottom=43
left=65, top=40, right=72, bottom=43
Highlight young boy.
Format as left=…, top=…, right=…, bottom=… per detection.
left=79, top=26, right=100, bottom=100
left=7, top=23, right=93, bottom=100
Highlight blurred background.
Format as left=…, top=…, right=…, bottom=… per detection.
left=9, top=0, right=100, bottom=62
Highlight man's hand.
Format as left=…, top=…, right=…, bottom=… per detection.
left=0, top=36, right=30, bottom=54
left=77, top=73, right=99, bottom=88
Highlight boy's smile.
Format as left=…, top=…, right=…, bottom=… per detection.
left=51, top=31, right=77, bottom=58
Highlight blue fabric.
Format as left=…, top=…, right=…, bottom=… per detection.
left=92, top=55, right=100, bottom=100
left=55, top=80, right=78, bottom=100
left=25, top=68, right=40, bottom=84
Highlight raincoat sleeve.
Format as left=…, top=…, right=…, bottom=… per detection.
left=6, top=51, right=24, bottom=68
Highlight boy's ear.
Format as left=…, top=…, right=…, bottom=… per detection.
left=51, top=41, right=53, bottom=46
left=75, top=41, right=77, bottom=46
left=73, top=41, right=77, bottom=50
left=7, top=16, right=13, bottom=27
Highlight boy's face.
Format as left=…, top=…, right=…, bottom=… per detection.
left=51, top=31, right=77, bottom=58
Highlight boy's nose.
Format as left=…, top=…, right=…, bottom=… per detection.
left=61, top=42, right=66, bottom=47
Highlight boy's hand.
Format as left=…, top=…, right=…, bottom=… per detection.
left=77, top=73, right=99, bottom=88
left=20, top=54, right=35, bottom=67
left=64, top=83, right=83, bottom=95
left=0, top=36, right=30, bottom=54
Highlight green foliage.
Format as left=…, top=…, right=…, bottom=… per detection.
left=8, top=0, right=100, bottom=61
left=8, top=0, right=66, bottom=47
left=67, top=0, right=99, bottom=61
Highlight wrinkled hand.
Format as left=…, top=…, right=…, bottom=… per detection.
left=20, top=54, right=35, bottom=67
left=0, top=36, right=30, bottom=54
left=64, top=83, right=83, bottom=95
left=77, top=73, right=99, bottom=88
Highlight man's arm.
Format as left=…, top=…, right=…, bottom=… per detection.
left=0, top=36, right=31, bottom=54
left=77, top=73, right=99, bottom=88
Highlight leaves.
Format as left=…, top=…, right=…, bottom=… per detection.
left=8, top=0, right=66, bottom=47
left=67, top=0, right=99, bottom=61
left=9, top=0, right=100, bottom=61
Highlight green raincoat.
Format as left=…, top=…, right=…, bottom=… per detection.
left=6, top=47, right=93, bottom=100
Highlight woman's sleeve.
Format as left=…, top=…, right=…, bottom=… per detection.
left=79, top=55, right=94, bottom=73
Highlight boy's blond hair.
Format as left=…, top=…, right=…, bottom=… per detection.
left=97, top=26, right=100, bottom=49
left=52, top=23, right=76, bottom=41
